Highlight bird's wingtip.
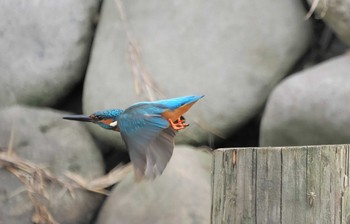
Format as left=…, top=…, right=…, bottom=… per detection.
left=193, top=94, right=205, bottom=101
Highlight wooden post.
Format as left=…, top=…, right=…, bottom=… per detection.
left=211, top=145, right=350, bottom=224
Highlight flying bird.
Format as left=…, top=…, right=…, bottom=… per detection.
left=63, top=95, right=204, bottom=180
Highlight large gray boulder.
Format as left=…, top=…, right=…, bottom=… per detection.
left=0, top=0, right=100, bottom=107
left=260, top=54, right=350, bottom=146
left=96, top=145, right=211, bottom=224
left=83, top=0, right=312, bottom=148
left=0, top=106, right=104, bottom=224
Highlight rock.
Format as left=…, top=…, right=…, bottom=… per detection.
left=96, top=145, right=211, bottom=224
left=83, top=0, right=311, bottom=148
left=0, top=0, right=100, bottom=107
left=260, top=54, right=350, bottom=146
left=0, top=106, right=104, bottom=224
left=306, top=0, right=350, bottom=46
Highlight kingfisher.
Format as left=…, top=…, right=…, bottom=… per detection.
left=63, top=95, right=204, bottom=180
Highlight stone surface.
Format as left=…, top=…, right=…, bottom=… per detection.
left=307, top=0, right=350, bottom=46
left=0, top=106, right=104, bottom=224
left=0, top=0, right=100, bottom=107
left=260, top=54, right=350, bottom=146
left=96, top=145, right=211, bottom=224
left=83, top=0, right=311, bottom=148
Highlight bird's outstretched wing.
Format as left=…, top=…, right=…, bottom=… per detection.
left=118, top=104, right=176, bottom=180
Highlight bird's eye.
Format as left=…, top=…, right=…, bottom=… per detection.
left=90, top=114, right=103, bottom=120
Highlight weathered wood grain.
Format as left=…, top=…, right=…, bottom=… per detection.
left=211, top=145, right=350, bottom=224
left=281, top=147, right=307, bottom=224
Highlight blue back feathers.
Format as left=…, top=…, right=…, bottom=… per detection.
left=131, top=95, right=204, bottom=111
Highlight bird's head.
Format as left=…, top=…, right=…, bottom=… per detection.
left=63, top=109, right=123, bottom=131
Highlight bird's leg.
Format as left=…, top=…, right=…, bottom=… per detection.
left=168, top=117, right=189, bottom=130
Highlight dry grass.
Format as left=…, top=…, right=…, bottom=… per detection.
left=114, top=0, right=165, bottom=101
left=305, top=0, right=330, bottom=20
left=0, top=129, right=132, bottom=224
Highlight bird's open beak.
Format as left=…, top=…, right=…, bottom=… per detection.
left=62, top=114, right=92, bottom=122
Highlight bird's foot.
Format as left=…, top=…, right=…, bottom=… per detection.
left=168, top=117, right=189, bottom=130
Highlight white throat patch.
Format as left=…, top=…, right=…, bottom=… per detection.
left=109, top=120, right=118, bottom=127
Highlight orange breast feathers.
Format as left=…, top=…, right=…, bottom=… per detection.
left=100, top=118, right=114, bottom=125
left=161, top=101, right=196, bottom=121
